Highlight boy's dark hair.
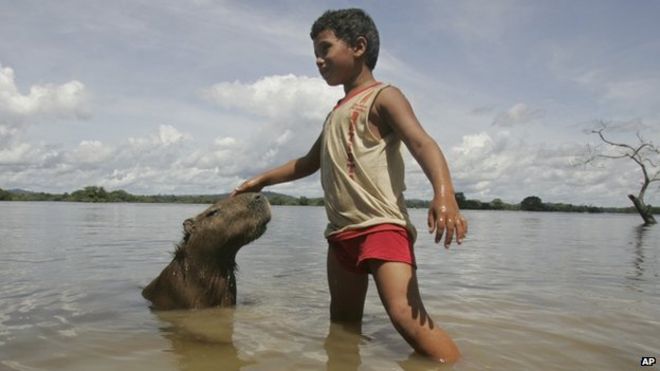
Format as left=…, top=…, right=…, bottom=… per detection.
left=310, top=8, right=380, bottom=70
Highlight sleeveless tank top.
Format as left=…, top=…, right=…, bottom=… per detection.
left=320, top=82, right=417, bottom=241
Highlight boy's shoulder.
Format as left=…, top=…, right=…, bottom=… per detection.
left=374, top=84, right=411, bottom=112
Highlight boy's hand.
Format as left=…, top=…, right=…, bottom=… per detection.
left=230, top=177, right=264, bottom=197
left=428, top=195, right=468, bottom=248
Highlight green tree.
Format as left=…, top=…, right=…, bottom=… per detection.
left=108, top=190, right=136, bottom=202
left=521, top=196, right=545, bottom=211
left=464, top=199, right=483, bottom=209
left=491, top=198, right=505, bottom=210
left=310, top=198, right=324, bottom=206
left=70, top=186, right=109, bottom=202
left=455, top=192, right=466, bottom=208
left=0, top=188, right=12, bottom=201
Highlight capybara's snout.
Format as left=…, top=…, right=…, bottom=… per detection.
left=247, top=193, right=271, bottom=219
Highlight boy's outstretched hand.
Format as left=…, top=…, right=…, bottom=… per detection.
left=428, top=195, right=468, bottom=248
left=230, top=177, right=264, bottom=197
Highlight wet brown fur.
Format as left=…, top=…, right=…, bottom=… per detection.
left=142, top=193, right=271, bottom=310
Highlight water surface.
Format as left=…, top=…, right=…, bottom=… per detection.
left=0, top=202, right=658, bottom=370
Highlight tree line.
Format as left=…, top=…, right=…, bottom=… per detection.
left=1, top=186, right=656, bottom=214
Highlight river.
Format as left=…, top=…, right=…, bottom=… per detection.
left=0, top=202, right=658, bottom=370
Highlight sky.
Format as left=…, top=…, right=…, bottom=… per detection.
left=1, top=0, right=659, bottom=206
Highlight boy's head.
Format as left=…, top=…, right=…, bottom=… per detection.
left=310, top=8, right=380, bottom=70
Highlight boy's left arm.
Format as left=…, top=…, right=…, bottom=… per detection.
left=376, top=87, right=467, bottom=248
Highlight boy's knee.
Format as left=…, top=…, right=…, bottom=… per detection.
left=384, top=298, right=432, bottom=329
left=385, top=299, right=413, bottom=322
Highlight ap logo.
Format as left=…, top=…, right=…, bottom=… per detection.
left=641, top=357, right=656, bottom=367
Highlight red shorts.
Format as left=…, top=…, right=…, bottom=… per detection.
left=327, top=224, right=416, bottom=274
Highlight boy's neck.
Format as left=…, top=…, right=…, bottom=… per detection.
left=343, top=67, right=376, bottom=95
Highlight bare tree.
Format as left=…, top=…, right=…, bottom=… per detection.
left=585, top=121, right=658, bottom=224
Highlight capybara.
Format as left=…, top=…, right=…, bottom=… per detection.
left=142, top=192, right=271, bottom=310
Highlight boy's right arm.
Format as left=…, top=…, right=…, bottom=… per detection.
left=230, top=134, right=322, bottom=196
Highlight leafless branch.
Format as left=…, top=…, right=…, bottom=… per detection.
left=585, top=120, right=658, bottom=224
left=645, top=157, right=659, bottom=167
left=598, top=153, right=629, bottom=160
left=592, top=128, right=635, bottom=152
left=652, top=169, right=660, bottom=182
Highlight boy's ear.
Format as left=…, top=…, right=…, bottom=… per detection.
left=352, top=36, right=368, bottom=58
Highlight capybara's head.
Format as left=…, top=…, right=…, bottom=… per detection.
left=177, top=192, right=271, bottom=265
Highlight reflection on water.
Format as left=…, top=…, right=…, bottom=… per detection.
left=152, top=308, right=451, bottom=371
left=631, top=225, right=649, bottom=280
left=155, top=308, right=253, bottom=371
left=324, top=322, right=363, bottom=371
left=0, top=202, right=659, bottom=370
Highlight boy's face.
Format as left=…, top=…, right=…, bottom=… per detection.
left=313, top=29, right=358, bottom=86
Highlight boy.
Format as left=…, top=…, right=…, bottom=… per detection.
left=232, top=8, right=467, bottom=363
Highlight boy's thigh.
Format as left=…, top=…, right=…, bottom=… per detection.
left=326, top=247, right=368, bottom=320
left=368, top=260, right=423, bottom=309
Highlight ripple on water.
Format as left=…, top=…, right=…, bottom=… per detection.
left=1, top=204, right=659, bottom=370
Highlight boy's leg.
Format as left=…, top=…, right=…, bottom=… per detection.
left=324, top=322, right=362, bottom=371
left=368, top=260, right=460, bottom=363
left=327, top=248, right=368, bottom=322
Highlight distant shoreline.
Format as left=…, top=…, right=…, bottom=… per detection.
left=2, top=186, right=656, bottom=215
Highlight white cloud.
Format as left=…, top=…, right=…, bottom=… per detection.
left=126, top=125, right=191, bottom=154
left=202, top=74, right=341, bottom=121
left=493, top=103, right=545, bottom=127
left=186, top=135, right=245, bottom=175
left=201, top=74, right=342, bottom=173
left=3, top=66, right=651, bottom=207
left=1, top=72, right=342, bottom=195
left=0, top=142, right=33, bottom=165
left=0, top=64, right=91, bottom=168
left=0, top=123, right=19, bottom=146
left=214, top=136, right=237, bottom=147
left=448, top=130, right=649, bottom=206
left=0, top=122, right=56, bottom=168
left=0, top=64, right=89, bottom=119
left=158, top=125, right=188, bottom=146
left=67, top=140, right=114, bottom=165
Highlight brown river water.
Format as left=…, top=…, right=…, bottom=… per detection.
left=0, top=202, right=658, bottom=370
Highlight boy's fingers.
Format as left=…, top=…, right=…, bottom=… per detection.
left=435, top=217, right=445, bottom=243
left=231, top=180, right=253, bottom=197
left=444, top=220, right=455, bottom=248
left=455, top=218, right=466, bottom=244
left=435, top=228, right=444, bottom=244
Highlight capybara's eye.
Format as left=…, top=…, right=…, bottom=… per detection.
left=205, top=209, right=221, bottom=217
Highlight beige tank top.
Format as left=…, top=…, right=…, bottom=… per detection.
left=320, top=82, right=416, bottom=241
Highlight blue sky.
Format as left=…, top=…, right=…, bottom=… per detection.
left=1, top=0, right=659, bottom=206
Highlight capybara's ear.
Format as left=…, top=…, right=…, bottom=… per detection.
left=183, top=218, right=195, bottom=238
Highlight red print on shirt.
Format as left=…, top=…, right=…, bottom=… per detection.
left=345, top=92, right=374, bottom=179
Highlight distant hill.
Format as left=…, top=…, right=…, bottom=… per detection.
left=7, top=189, right=35, bottom=195
left=0, top=185, right=655, bottom=214
left=0, top=186, right=323, bottom=206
